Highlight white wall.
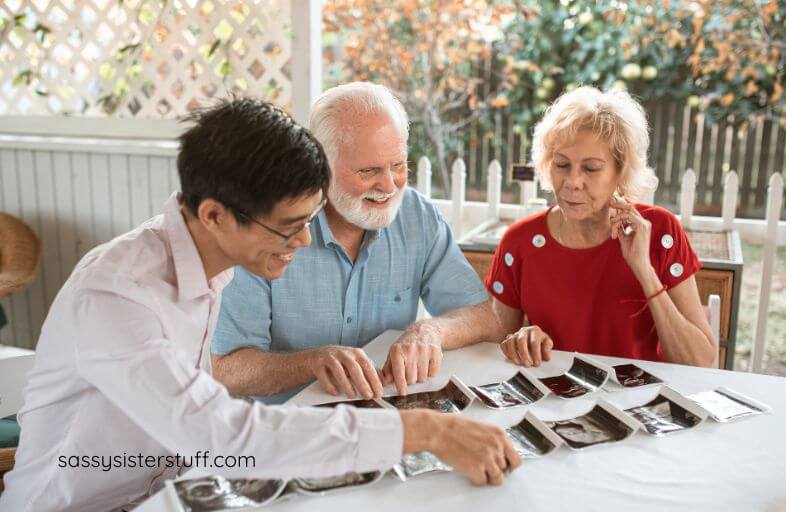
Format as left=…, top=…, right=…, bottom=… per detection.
left=0, top=144, right=179, bottom=348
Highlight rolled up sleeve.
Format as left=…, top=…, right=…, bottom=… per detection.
left=211, top=267, right=273, bottom=356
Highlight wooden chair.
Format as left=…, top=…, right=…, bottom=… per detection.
left=0, top=447, right=15, bottom=494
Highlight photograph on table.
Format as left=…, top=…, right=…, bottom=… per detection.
left=625, top=386, right=708, bottom=436
left=574, top=355, right=663, bottom=390
left=538, top=354, right=610, bottom=399
left=544, top=400, right=640, bottom=449
left=468, top=371, right=552, bottom=409
left=313, top=398, right=384, bottom=409
left=382, top=377, right=475, bottom=413
left=505, top=411, right=564, bottom=458
left=168, top=471, right=384, bottom=511
left=688, top=387, right=772, bottom=423
left=392, top=451, right=453, bottom=482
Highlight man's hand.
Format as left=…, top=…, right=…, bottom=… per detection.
left=401, top=410, right=522, bottom=486
left=381, top=323, right=443, bottom=395
left=307, top=346, right=383, bottom=399
left=500, top=325, right=554, bottom=367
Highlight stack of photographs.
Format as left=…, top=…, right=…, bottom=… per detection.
left=468, top=371, right=551, bottom=409
left=168, top=471, right=383, bottom=511
left=381, top=377, right=475, bottom=413
left=688, top=387, right=771, bottom=422
left=624, top=386, right=708, bottom=436
left=538, top=355, right=610, bottom=399
left=544, top=400, right=640, bottom=449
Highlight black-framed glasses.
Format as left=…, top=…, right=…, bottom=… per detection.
left=234, top=198, right=327, bottom=247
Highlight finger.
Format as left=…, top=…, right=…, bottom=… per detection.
left=358, top=355, right=385, bottom=398
left=515, top=331, right=533, bottom=367
left=328, top=360, right=356, bottom=398
left=428, top=346, right=442, bottom=377
left=417, top=346, right=430, bottom=383
left=542, top=336, right=554, bottom=362
left=529, top=331, right=543, bottom=367
left=468, top=469, right=486, bottom=486
left=392, top=353, right=408, bottom=396
left=314, top=367, right=340, bottom=396
left=486, top=467, right=504, bottom=486
left=405, top=351, right=418, bottom=385
left=503, top=437, right=523, bottom=470
left=501, top=338, right=518, bottom=364
left=345, top=358, right=374, bottom=399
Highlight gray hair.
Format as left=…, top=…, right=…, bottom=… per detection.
left=309, top=82, right=409, bottom=168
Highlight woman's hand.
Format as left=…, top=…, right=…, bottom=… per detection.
left=500, top=325, right=554, bottom=367
left=610, top=195, right=653, bottom=279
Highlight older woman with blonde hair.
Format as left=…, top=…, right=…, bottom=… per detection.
left=486, top=86, right=716, bottom=367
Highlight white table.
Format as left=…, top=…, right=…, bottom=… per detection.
left=139, top=330, right=786, bottom=512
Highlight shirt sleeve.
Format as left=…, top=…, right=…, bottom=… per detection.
left=71, top=277, right=403, bottom=479
left=484, top=229, right=521, bottom=309
left=652, top=209, right=702, bottom=290
left=420, top=208, right=489, bottom=316
left=211, top=267, right=273, bottom=355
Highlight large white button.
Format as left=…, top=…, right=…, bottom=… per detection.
left=492, top=281, right=505, bottom=294
left=661, top=234, right=674, bottom=249
left=669, top=263, right=684, bottom=277
left=532, top=234, right=546, bottom=248
left=504, top=252, right=514, bottom=266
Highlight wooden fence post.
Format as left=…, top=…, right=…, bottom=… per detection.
left=416, top=156, right=432, bottom=198
left=680, top=169, right=696, bottom=229
left=451, top=158, right=466, bottom=238
left=722, top=170, right=739, bottom=231
left=750, top=173, right=784, bottom=373
left=487, top=160, right=502, bottom=219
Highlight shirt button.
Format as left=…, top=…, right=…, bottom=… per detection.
left=394, top=295, right=401, bottom=302
left=504, top=252, right=514, bottom=266
left=532, top=234, right=546, bottom=248
left=346, top=316, right=353, bottom=324
left=661, top=234, right=674, bottom=249
left=669, top=263, right=684, bottom=277
left=492, top=281, right=505, bottom=294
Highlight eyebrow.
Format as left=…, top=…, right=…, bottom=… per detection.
left=554, top=153, right=606, bottom=163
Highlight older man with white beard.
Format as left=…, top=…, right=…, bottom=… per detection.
left=211, top=82, right=498, bottom=402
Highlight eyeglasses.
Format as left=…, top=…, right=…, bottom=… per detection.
left=233, top=198, right=327, bottom=247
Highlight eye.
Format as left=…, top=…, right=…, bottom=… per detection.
left=554, top=161, right=570, bottom=168
left=583, top=166, right=602, bottom=173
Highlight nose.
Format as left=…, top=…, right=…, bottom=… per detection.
left=375, top=166, right=397, bottom=195
left=563, top=165, right=584, bottom=190
left=288, top=225, right=312, bottom=249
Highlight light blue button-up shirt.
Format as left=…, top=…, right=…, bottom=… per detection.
left=212, top=187, right=488, bottom=403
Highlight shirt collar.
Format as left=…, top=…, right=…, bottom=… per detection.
left=315, top=208, right=382, bottom=250
left=163, top=192, right=232, bottom=301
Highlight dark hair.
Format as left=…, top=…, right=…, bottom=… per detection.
left=177, top=97, right=330, bottom=224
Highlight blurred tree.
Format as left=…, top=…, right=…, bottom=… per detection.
left=323, top=0, right=528, bottom=192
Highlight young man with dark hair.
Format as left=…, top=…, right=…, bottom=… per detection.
left=1, top=98, right=519, bottom=512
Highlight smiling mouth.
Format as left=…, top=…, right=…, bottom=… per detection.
left=564, top=200, right=583, bottom=207
left=273, top=252, right=294, bottom=263
left=364, top=197, right=391, bottom=206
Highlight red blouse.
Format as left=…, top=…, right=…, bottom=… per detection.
left=485, top=204, right=701, bottom=362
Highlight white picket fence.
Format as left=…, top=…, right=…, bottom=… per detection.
left=416, top=156, right=785, bottom=374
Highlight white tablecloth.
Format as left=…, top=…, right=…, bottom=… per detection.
left=138, top=330, right=786, bottom=512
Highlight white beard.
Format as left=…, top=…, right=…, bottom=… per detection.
left=328, top=181, right=405, bottom=230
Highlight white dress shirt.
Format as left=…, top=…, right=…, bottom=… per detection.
left=0, top=193, right=403, bottom=512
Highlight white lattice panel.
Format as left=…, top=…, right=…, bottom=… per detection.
left=0, top=0, right=292, bottom=118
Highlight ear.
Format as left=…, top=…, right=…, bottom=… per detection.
left=196, top=198, right=235, bottom=233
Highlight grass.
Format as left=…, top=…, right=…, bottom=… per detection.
left=732, top=242, right=786, bottom=376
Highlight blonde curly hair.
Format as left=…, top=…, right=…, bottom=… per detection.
left=531, top=86, right=658, bottom=202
